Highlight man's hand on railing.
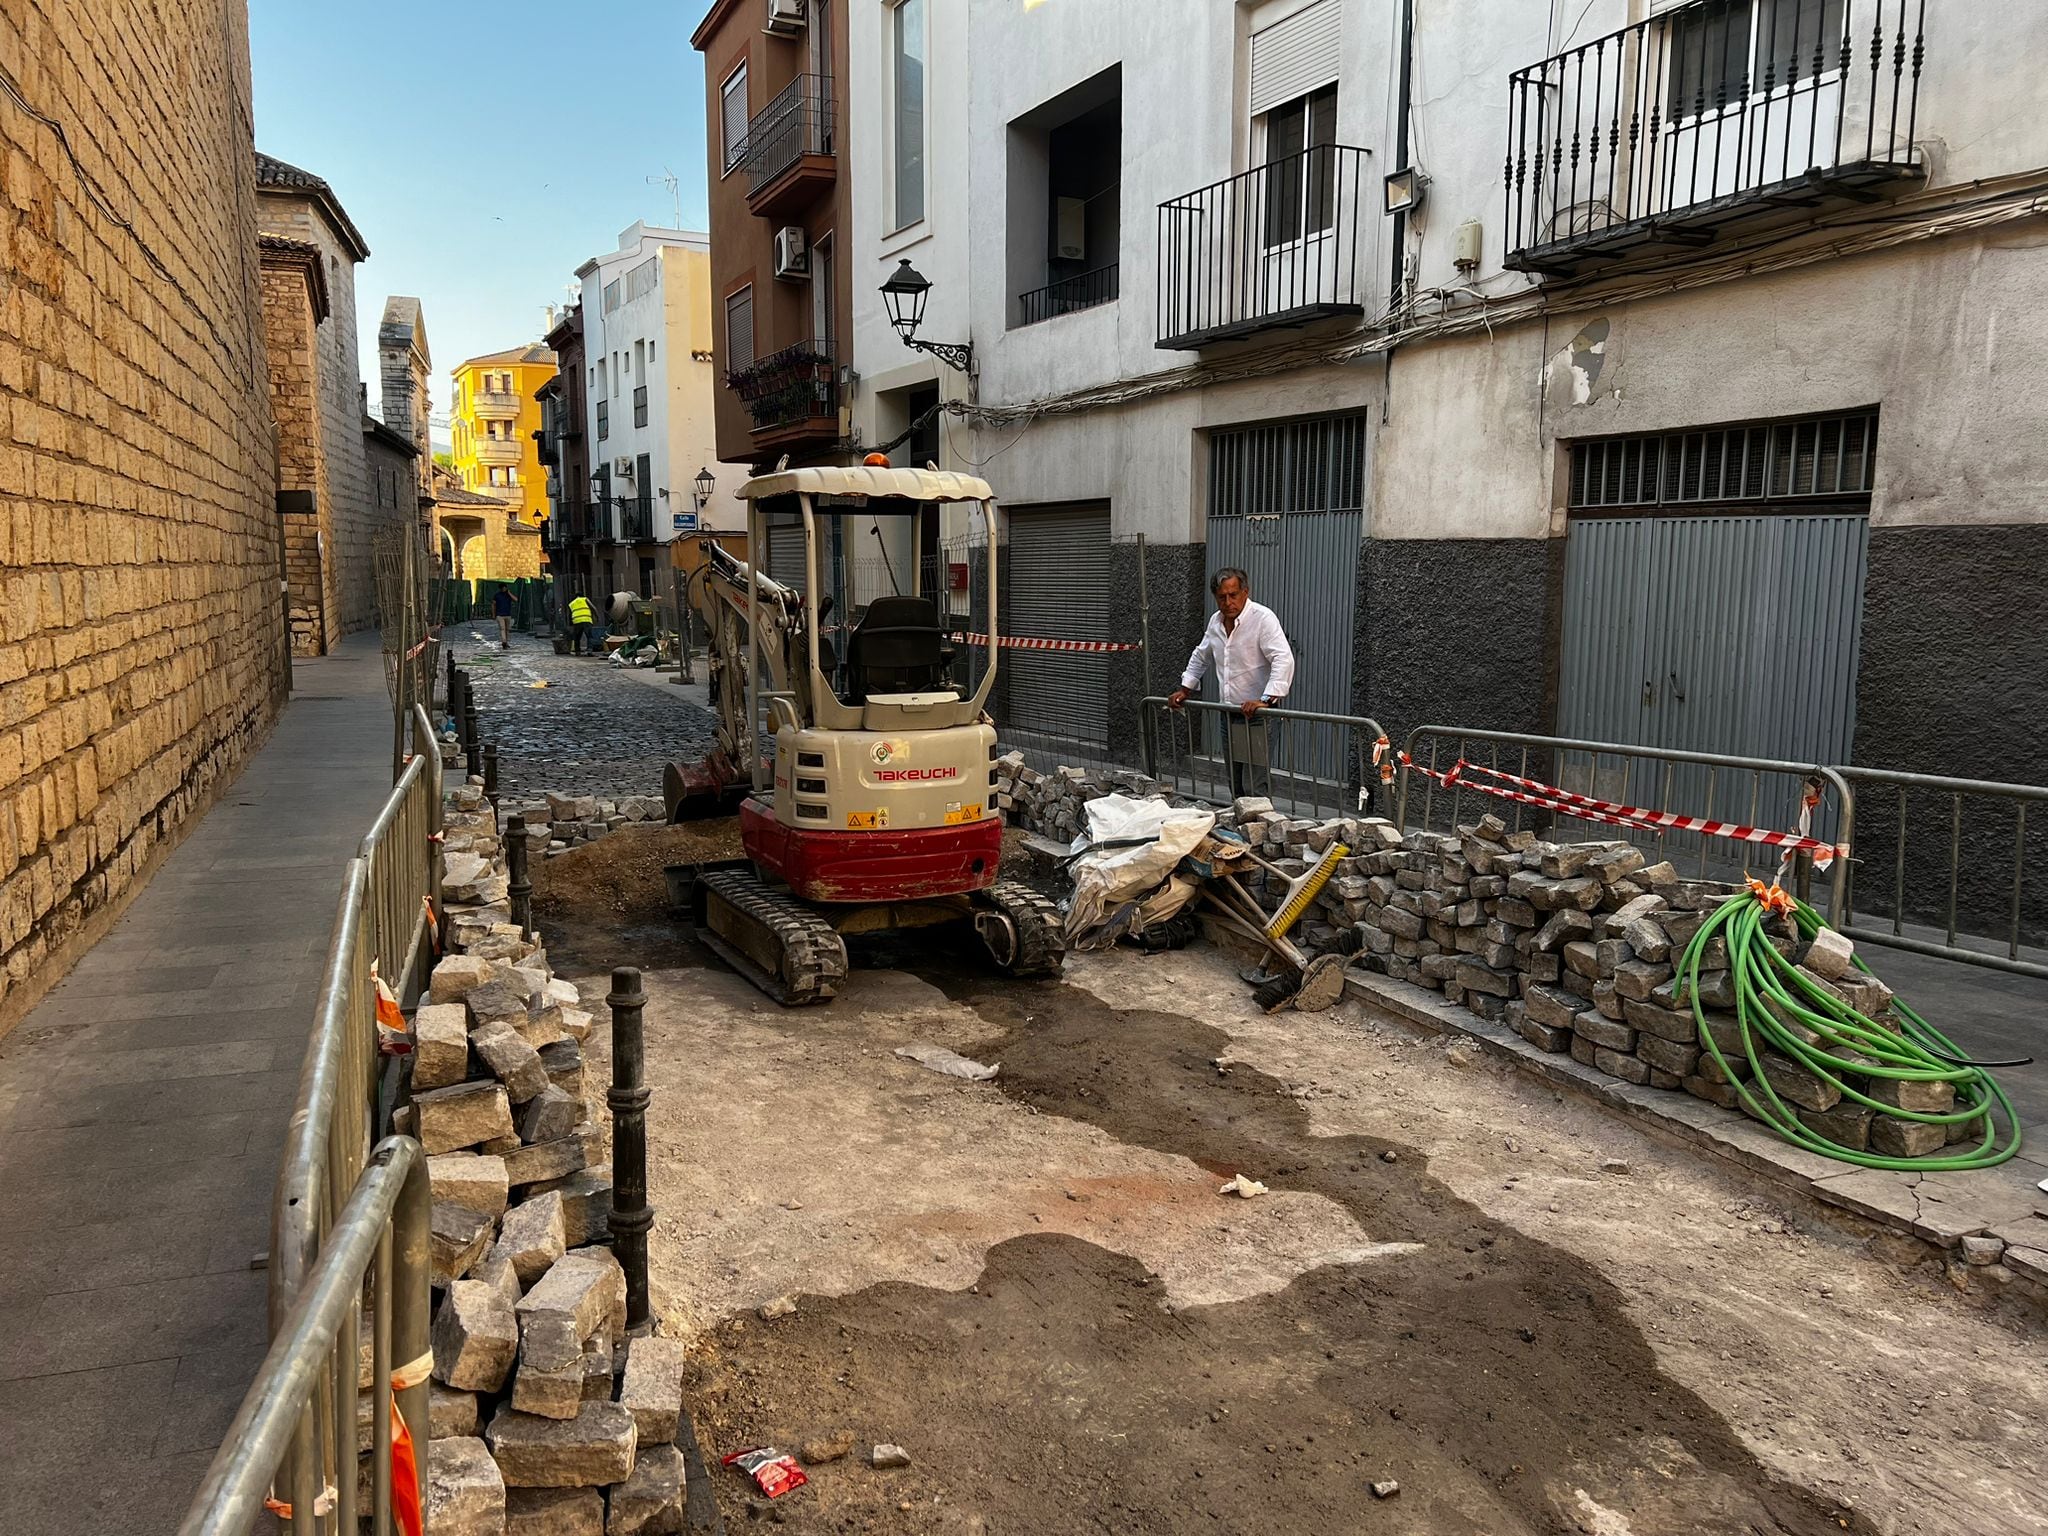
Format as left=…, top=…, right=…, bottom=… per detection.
left=1167, top=688, right=1190, bottom=711
left=1241, top=698, right=1268, bottom=721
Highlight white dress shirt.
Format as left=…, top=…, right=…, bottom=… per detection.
left=1180, top=599, right=1295, bottom=707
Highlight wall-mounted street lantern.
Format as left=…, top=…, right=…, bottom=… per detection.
left=691, top=467, right=717, bottom=511
left=880, top=259, right=973, bottom=375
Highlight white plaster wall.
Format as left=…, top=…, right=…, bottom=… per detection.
left=1372, top=230, right=2048, bottom=541
left=1400, top=0, right=2048, bottom=303
left=964, top=0, right=1395, bottom=411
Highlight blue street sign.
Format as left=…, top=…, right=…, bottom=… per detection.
left=671, top=511, right=700, bottom=534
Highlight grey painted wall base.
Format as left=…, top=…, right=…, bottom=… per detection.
left=1852, top=523, right=2048, bottom=940
left=1354, top=538, right=1561, bottom=747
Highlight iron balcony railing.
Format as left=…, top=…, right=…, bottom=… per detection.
left=1019, top=263, right=1120, bottom=327
left=1505, top=0, right=1927, bottom=273
left=741, top=73, right=834, bottom=195
left=619, top=494, right=655, bottom=544
left=727, top=337, right=838, bottom=435
left=1157, top=143, right=1371, bottom=351
left=633, top=383, right=649, bottom=428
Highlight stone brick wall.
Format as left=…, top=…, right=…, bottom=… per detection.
left=0, top=0, right=284, bottom=1022
left=364, top=429, right=422, bottom=575
left=256, top=197, right=375, bottom=649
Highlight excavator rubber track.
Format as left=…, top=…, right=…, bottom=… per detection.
left=977, top=880, right=1069, bottom=978
left=694, top=867, right=849, bottom=1007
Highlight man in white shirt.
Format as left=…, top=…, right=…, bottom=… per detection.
left=1168, top=568, right=1295, bottom=794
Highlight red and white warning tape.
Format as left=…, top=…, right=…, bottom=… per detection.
left=948, top=631, right=1141, bottom=654
left=1399, top=754, right=1847, bottom=868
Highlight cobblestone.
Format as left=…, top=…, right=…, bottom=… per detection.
left=450, top=634, right=717, bottom=801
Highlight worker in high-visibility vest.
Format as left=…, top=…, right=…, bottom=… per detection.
left=567, top=592, right=596, bottom=654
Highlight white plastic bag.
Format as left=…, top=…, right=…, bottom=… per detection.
left=1065, top=794, right=1216, bottom=940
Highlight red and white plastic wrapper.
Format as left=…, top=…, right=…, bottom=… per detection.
left=371, top=962, right=413, bottom=1057
left=722, top=1447, right=808, bottom=1499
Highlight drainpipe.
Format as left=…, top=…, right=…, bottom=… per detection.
left=1388, top=0, right=1416, bottom=319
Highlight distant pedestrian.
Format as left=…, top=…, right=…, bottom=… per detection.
left=1168, top=568, right=1294, bottom=796
left=567, top=592, right=595, bottom=655
left=493, top=585, right=514, bottom=648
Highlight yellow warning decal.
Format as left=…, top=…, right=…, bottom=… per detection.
left=847, top=809, right=891, bottom=830
left=943, top=804, right=983, bottom=825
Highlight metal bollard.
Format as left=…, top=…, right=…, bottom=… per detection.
left=606, top=967, right=653, bottom=1333
left=482, top=743, right=499, bottom=807
left=445, top=648, right=458, bottom=717
left=464, top=695, right=481, bottom=777
left=506, top=813, right=532, bottom=939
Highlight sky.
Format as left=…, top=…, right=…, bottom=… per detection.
left=248, top=0, right=713, bottom=442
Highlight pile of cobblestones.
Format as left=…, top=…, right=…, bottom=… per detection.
left=499, top=792, right=670, bottom=859
left=403, top=781, right=688, bottom=1535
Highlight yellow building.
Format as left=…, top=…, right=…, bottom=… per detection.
left=448, top=342, right=558, bottom=578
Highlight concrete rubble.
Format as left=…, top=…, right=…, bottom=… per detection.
left=377, top=786, right=688, bottom=1531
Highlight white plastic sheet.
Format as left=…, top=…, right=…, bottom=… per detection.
left=1064, top=794, right=1217, bottom=942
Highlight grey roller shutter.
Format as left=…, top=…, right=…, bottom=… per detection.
left=1250, top=0, right=1342, bottom=116
left=1004, top=505, right=1111, bottom=752
left=726, top=287, right=754, bottom=371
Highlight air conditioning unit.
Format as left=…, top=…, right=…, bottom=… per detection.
left=764, top=0, right=806, bottom=36
left=773, top=225, right=809, bottom=280
left=614, top=456, right=636, bottom=478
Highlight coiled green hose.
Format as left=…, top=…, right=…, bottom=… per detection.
left=1678, top=890, right=2023, bottom=1171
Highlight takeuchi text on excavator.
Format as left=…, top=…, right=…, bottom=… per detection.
left=662, top=458, right=1066, bottom=1005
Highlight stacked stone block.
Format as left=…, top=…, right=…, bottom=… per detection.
left=501, top=793, right=668, bottom=860
left=406, top=784, right=687, bottom=1534
left=1348, top=816, right=1972, bottom=1159
left=0, top=0, right=287, bottom=1025
left=991, top=756, right=1195, bottom=841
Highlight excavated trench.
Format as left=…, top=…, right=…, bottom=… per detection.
left=540, top=828, right=1869, bottom=1534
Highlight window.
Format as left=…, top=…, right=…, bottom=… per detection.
left=633, top=385, right=649, bottom=429
left=726, top=286, right=754, bottom=370
left=1665, top=0, right=1841, bottom=119
left=721, top=63, right=749, bottom=174
left=1568, top=410, right=1878, bottom=510
left=604, top=279, right=622, bottom=314
left=623, top=352, right=631, bottom=375
left=612, top=353, right=621, bottom=397
left=647, top=339, right=656, bottom=362
left=625, top=258, right=658, bottom=303
left=1263, top=83, right=1338, bottom=246
left=597, top=400, right=610, bottom=441
left=892, top=0, right=926, bottom=228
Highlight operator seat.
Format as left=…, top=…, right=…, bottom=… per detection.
left=845, top=595, right=955, bottom=700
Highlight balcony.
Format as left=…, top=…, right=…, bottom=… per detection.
left=1019, top=263, right=1119, bottom=327
left=740, top=74, right=835, bottom=220
left=1504, top=0, right=1927, bottom=279
left=1156, top=144, right=1371, bottom=351
left=474, top=439, right=521, bottom=466
left=474, top=390, right=521, bottom=418
left=727, top=338, right=839, bottom=451
left=618, top=495, right=655, bottom=544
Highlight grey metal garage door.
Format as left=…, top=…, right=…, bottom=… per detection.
left=1004, top=504, right=1111, bottom=753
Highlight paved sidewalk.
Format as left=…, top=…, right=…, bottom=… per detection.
left=0, top=634, right=397, bottom=1535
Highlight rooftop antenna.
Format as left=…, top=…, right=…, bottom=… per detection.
left=647, top=168, right=682, bottom=228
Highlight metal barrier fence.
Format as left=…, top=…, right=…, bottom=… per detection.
left=180, top=700, right=446, bottom=1534
left=1142, top=697, right=1390, bottom=822
left=1836, top=766, right=2048, bottom=980
left=181, top=1137, right=431, bottom=1536
left=1394, top=725, right=1855, bottom=927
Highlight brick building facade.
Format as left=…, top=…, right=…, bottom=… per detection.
left=254, top=151, right=383, bottom=654
left=0, top=0, right=285, bottom=1026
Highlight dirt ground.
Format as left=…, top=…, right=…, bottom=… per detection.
left=538, top=828, right=2048, bottom=1536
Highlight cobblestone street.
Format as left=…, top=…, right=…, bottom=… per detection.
left=449, top=629, right=717, bottom=801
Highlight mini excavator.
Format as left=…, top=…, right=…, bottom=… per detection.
left=662, top=460, right=1066, bottom=1005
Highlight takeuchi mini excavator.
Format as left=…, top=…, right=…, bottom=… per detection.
left=662, top=460, right=1066, bottom=1005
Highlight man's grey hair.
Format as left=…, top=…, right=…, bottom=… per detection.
left=1210, top=567, right=1249, bottom=596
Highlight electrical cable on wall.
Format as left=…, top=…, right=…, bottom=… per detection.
left=0, top=62, right=257, bottom=381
